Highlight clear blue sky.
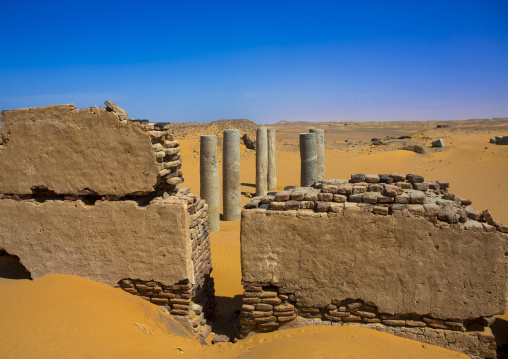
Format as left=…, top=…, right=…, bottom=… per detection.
left=1, top=1, right=507, bottom=124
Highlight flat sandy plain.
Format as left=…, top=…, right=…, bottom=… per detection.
left=0, top=118, right=507, bottom=358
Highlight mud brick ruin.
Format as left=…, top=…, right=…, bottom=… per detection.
left=241, top=173, right=508, bottom=358
left=0, top=103, right=215, bottom=335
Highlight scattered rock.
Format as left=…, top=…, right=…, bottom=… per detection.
left=431, top=139, right=444, bottom=147
left=212, top=334, right=230, bottom=344
left=242, top=134, right=256, bottom=150
left=436, top=124, right=450, bottom=128
left=400, top=145, right=427, bottom=154
left=494, top=136, right=508, bottom=145
left=104, top=100, right=128, bottom=121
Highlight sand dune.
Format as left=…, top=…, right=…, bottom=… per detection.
left=0, top=274, right=468, bottom=358
left=0, top=119, right=506, bottom=358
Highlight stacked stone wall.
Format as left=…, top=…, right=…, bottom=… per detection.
left=240, top=172, right=507, bottom=358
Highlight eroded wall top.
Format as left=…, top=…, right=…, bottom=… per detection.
left=0, top=104, right=159, bottom=196
left=241, top=174, right=508, bottom=321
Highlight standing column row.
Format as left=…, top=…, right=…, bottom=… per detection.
left=309, top=128, right=325, bottom=179
left=300, top=133, right=318, bottom=187
left=223, top=129, right=241, bottom=222
left=256, top=127, right=268, bottom=196
left=201, top=127, right=278, bottom=231
left=200, top=135, right=220, bottom=232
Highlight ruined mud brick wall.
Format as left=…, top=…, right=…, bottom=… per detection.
left=0, top=104, right=214, bottom=332
left=240, top=173, right=508, bottom=358
left=0, top=104, right=183, bottom=196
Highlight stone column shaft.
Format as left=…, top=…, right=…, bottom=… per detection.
left=309, top=128, right=325, bottom=179
left=256, top=127, right=268, bottom=196
left=300, top=133, right=318, bottom=187
left=267, top=129, right=277, bottom=191
left=200, top=135, right=220, bottom=231
left=223, top=129, right=241, bottom=221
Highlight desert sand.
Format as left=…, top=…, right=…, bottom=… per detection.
left=1, top=118, right=507, bottom=358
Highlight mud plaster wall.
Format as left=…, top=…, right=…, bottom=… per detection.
left=0, top=104, right=158, bottom=196
left=241, top=209, right=507, bottom=320
left=0, top=197, right=194, bottom=286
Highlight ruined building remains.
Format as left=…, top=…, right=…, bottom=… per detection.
left=241, top=173, right=508, bottom=359
left=0, top=103, right=215, bottom=335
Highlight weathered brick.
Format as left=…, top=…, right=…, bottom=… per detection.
left=368, top=183, right=384, bottom=193
left=244, top=285, right=262, bottom=292
left=407, top=174, right=424, bottom=184
left=365, top=174, right=380, bottom=183
left=290, top=192, right=305, bottom=201
left=255, top=303, right=273, bottom=311
left=384, top=185, right=403, bottom=197
left=255, top=315, right=277, bottom=323
left=322, top=185, right=338, bottom=194
left=390, top=172, right=406, bottom=182
left=170, top=309, right=188, bottom=316
left=257, top=322, right=280, bottom=330
left=409, top=191, right=425, bottom=204
left=352, top=184, right=368, bottom=194
left=274, top=304, right=295, bottom=312
left=351, top=174, right=366, bottom=183
left=300, top=201, right=315, bottom=209
left=318, top=192, right=334, bottom=201
left=355, top=310, right=377, bottom=318
left=274, top=191, right=291, bottom=201
left=277, top=314, right=297, bottom=322
left=395, top=182, right=412, bottom=189
left=346, top=301, right=363, bottom=310
left=372, top=206, right=389, bottom=215
left=252, top=310, right=273, bottom=318
left=405, top=320, right=427, bottom=327
left=150, top=297, right=169, bottom=305
left=328, top=310, right=351, bottom=318
left=285, top=200, right=301, bottom=210
left=316, top=201, right=330, bottom=212
left=242, top=304, right=255, bottom=312
left=270, top=202, right=286, bottom=210
left=413, top=182, right=429, bottom=191
left=170, top=298, right=191, bottom=305
left=336, top=184, right=353, bottom=195
left=244, top=291, right=261, bottom=298
left=363, top=193, right=379, bottom=204
left=262, top=297, right=282, bottom=305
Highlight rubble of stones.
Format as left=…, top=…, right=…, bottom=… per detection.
left=490, top=135, right=508, bottom=145
left=141, top=122, right=184, bottom=193
left=242, top=133, right=256, bottom=150
left=239, top=285, right=498, bottom=339
left=244, top=172, right=507, bottom=234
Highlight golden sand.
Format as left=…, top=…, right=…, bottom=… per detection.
left=1, top=120, right=506, bottom=358
left=0, top=274, right=469, bottom=359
